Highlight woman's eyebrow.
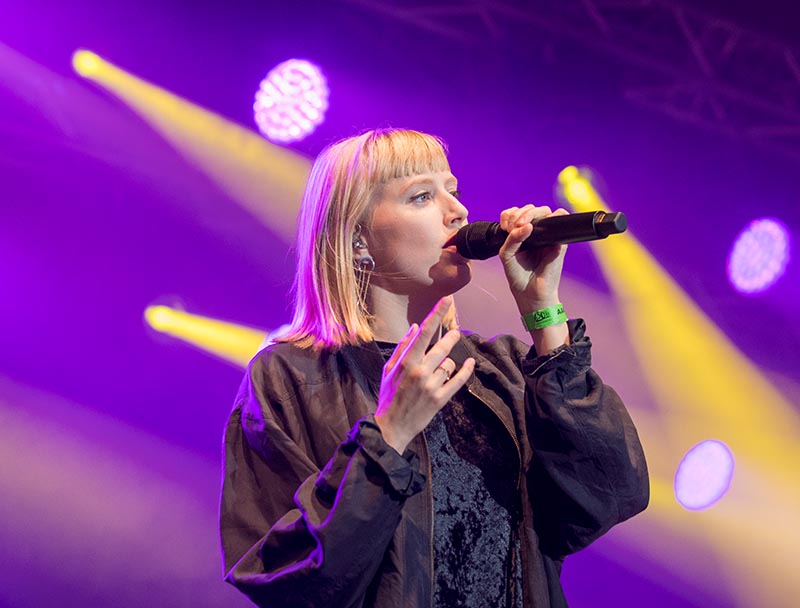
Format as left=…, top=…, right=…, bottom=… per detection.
left=401, top=174, right=457, bottom=192
left=400, top=177, right=435, bottom=193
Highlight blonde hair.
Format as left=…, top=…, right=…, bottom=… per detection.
left=279, top=128, right=458, bottom=349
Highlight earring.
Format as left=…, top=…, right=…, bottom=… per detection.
left=353, top=224, right=375, bottom=272
left=352, top=223, right=367, bottom=250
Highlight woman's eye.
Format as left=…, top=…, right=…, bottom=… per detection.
left=450, top=190, right=462, bottom=200
left=410, top=191, right=432, bottom=204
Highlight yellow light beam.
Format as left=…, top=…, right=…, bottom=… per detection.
left=145, top=306, right=267, bottom=367
left=558, top=165, right=800, bottom=606
left=72, top=49, right=309, bottom=240
left=557, top=166, right=800, bottom=459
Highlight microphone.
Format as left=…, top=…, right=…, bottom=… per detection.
left=452, top=210, right=627, bottom=260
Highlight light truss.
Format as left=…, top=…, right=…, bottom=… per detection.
left=345, top=0, right=800, bottom=162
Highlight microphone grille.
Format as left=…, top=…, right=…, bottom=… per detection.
left=454, top=222, right=501, bottom=260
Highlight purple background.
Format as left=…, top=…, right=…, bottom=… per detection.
left=1, top=1, right=798, bottom=606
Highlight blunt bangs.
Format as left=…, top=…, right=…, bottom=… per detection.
left=364, top=129, right=451, bottom=186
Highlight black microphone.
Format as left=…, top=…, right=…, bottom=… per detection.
left=452, top=211, right=627, bottom=260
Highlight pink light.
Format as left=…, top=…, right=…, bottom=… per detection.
left=674, top=440, right=735, bottom=511
left=727, top=217, right=791, bottom=294
left=253, top=59, right=329, bottom=143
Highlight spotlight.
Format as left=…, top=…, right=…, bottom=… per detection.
left=144, top=305, right=175, bottom=331
left=727, top=217, right=791, bottom=294
left=674, top=440, right=735, bottom=511
left=144, top=305, right=267, bottom=367
left=72, top=49, right=102, bottom=76
left=253, top=59, right=329, bottom=144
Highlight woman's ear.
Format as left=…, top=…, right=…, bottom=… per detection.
left=353, top=223, right=375, bottom=272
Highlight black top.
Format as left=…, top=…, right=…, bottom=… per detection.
left=376, top=341, right=523, bottom=608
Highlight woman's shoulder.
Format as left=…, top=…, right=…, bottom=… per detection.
left=232, top=342, right=340, bottom=434
left=247, top=340, right=338, bottom=389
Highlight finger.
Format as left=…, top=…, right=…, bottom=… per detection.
left=384, top=323, right=418, bottom=371
left=432, top=356, right=456, bottom=381
left=501, top=205, right=562, bottom=258
left=499, top=207, right=520, bottom=232
left=512, top=204, right=552, bottom=228
left=421, top=328, right=461, bottom=372
left=437, top=357, right=476, bottom=401
left=432, top=364, right=452, bottom=383
left=406, top=297, right=452, bottom=359
left=500, top=222, right=534, bottom=258
left=508, top=204, right=536, bottom=229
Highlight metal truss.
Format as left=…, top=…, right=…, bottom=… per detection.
left=344, top=0, right=800, bottom=162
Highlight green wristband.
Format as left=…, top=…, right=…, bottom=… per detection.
left=521, top=304, right=567, bottom=331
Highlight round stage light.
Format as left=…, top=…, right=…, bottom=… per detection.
left=674, top=440, right=735, bottom=510
left=727, top=217, right=791, bottom=294
left=253, top=59, right=329, bottom=144
left=72, top=49, right=103, bottom=76
left=145, top=305, right=174, bottom=331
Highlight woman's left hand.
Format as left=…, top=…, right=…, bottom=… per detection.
left=498, top=204, right=569, bottom=311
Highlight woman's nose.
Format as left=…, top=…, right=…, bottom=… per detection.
left=445, top=194, right=468, bottom=227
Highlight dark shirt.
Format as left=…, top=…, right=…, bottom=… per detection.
left=376, top=342, right=523, bottom=608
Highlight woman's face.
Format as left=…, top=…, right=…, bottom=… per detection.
left=365, top=170, right=471, bottom=298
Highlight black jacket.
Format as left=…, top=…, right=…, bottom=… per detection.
left=220, top=320, right=649, bottom=607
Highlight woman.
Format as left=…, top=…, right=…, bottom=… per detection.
left=220, top=128, right=648, bottom=607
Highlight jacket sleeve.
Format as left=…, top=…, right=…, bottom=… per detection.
left=520, top=319, right=649, bottom=558
left=219, top=352, right=424, bottom=607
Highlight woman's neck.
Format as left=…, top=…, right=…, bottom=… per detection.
left=368, top=287, right=445, bottom=343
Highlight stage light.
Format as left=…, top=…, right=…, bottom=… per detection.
left=253, top=59, right=329, bottom=143
left=557, top=165, right=604, bottom=210
left=145, top=305, right=173, bottom=331
left=72, top=49, right=102, bottom=76
left=144, top=305, right=266, bottom=367
left=674, top=440, right=735, bottom=510
left=71, top=49, right=310, bottom=239
left=727, top=217, right=791, bottom=294
left=557, top=166, right=800, bottom=605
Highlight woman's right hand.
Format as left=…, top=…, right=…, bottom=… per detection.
left=374, top=298, right=476, bottom=454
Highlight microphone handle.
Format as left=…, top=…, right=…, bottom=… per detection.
left=453, top=210, right=627, bottom=259
left=516, top=210, right=627, bottom=249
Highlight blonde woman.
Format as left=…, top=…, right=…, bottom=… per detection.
left=220, top=129, right=648, bottom=607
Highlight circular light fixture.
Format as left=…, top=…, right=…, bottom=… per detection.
left=727, top=217, right=791, bottom=294
left=72, top=49, right=103, bottom=76
left=674, top=440, right=735, bottom=511
left=253, top=59, right=329, bottom=144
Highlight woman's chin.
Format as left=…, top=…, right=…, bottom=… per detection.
left=430, top=263, right=472, bottom=295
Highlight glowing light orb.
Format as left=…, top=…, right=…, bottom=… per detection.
left=557, top=165, right=580, bottom=184
left=253, top=59, right=328, bottom=143
left=674, top=440, right=735, bottom=510
left=145, top=305, right=174, bottom=331
left=72, top=49, right=103, bottom=76
left=727, top=217, right=791, bottom=294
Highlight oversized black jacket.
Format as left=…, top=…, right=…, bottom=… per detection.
left=220, top=320, right=649, bottom=607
